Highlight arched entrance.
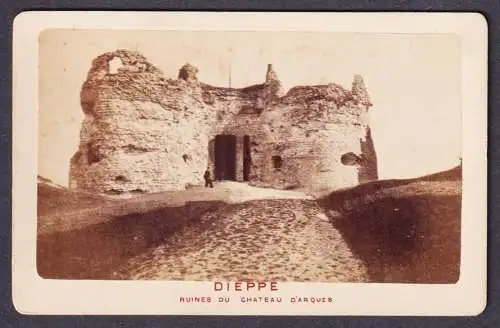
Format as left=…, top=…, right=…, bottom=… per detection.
left=243, top=135, right=251, bottom=181
left=214, top=134, right=237, bottom=181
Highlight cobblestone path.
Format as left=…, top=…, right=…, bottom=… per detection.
left=114, top=198, right=369, bottom=282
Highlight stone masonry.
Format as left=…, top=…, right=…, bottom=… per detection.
left=69, top=49, right=378, bottom=194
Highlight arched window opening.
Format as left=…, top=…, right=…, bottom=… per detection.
left=341, top=152, right=362, bottom=166
left=272, top=155, right=283, bottom=170
left=115, top=175, right=128, bottom=182
left=108, top=57, right=123, bottom=74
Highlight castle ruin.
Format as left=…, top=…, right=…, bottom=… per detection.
left=69, top=49, right=378, bottom=194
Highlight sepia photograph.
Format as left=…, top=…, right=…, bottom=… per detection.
left=37, top=29, right=462, bottom=283
left=12, top=12, right=487, bottom=315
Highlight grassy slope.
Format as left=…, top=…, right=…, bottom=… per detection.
left=37, top=183, right=228, bottom=279
left=36, top=180, right=309, bottom=279
left=317, top=165, right=462, bottom=283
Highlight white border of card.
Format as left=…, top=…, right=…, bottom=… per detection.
left=12, top=11, right=487, bottom=316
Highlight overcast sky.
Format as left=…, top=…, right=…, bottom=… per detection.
left=39, top=29, right=462, bottom=186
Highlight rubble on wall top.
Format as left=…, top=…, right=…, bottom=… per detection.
left=82, top=50, right=373, bottom=115
left=265, top=64, right=280, bottom=84
left=178, top=63, right=199, bottom=84
left=281, top=83, right=350, bottom=104
left=88, top=49, right=164, bottom=76
left=351, top=74, right=372, bottom=107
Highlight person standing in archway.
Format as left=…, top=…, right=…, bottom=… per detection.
left=204, top=168, right=214, bottom=188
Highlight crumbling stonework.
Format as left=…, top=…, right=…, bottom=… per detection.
left=70, top=49, right=378, bottom=194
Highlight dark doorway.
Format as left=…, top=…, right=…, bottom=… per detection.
left=214, top=134, right=237, bottom=181
left=243, top=135, right=251, bottom=181
left=272, top=155, right=283, bottom=170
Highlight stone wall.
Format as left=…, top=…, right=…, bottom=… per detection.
left=70, top=50, right=216, bottom=193
left=69, top=49, right=378, bottom=194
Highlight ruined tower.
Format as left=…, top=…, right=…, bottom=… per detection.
left=69, top=50, right=377, bottom=194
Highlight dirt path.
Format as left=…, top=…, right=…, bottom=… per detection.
left=114, top=197, right=369, bottom=282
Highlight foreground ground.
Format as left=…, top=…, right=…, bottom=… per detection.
left=37, top=166, right=461, bottom=283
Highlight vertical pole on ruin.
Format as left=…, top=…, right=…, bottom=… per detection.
left=228, top=47, right=232, bottom=88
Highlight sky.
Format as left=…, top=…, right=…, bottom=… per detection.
left=39, top=29, right=462, bottom=187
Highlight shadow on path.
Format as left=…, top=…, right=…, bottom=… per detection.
left=37, top=200, right=226, bottom=279
left=319, top=193, right=461, bottom=283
